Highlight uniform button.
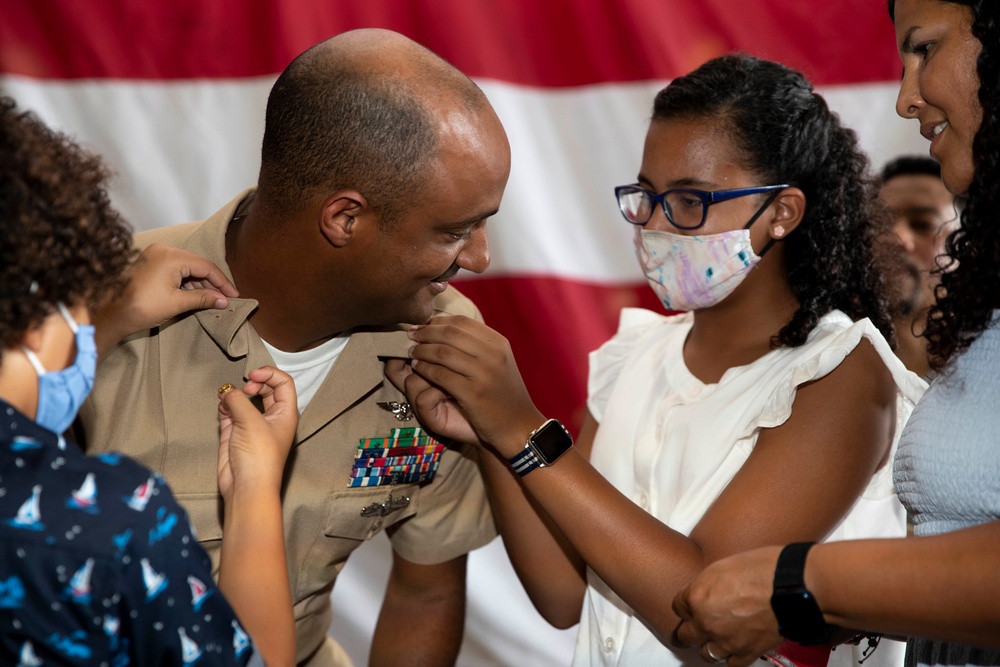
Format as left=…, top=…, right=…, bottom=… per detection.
left=638, top=493, right=649, bottom=509
left=603, top=637, right=615, bottom=652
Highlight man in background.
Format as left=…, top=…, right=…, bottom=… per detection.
left=879, top=155, right=960, bottom=380
left=81, top=29, right=510, bottom=666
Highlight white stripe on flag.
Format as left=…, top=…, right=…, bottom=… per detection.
left=3, top=76, right=923, bottom=284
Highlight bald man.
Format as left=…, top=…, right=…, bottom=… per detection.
left=80, top=30, right=511, bottom=666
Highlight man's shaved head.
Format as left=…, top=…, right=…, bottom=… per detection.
left=257, top=29, right=488, bottom=225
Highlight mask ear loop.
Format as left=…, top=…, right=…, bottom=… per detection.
left=742, top=190, right=784, bottom=257
left=21, top=346, right=48, bottom=376
left=21, top=302, right=81, bottom=376
left=56, top=302, right=80, bottom=334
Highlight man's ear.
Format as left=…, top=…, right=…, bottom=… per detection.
left=769, top=187, right=806, bottom=240
left=319, top=191, right=369, bottom=247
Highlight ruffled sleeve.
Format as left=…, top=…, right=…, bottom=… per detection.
left=751, top=314, right=925, bottom=432
left=741, top=313, right=927, bottom=499
left=586, top=308, right=689, bottom=423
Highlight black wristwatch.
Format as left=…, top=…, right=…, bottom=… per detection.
left=770, top=542, right=836, bottom=644
left=507, top=419, right=573, bottom=477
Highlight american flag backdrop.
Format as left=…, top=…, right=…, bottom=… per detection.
left=1, top=1, right=923, bottom=664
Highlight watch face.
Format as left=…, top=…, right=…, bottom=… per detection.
left=770, top=590, right=831, bottom=644
left=530, top=420, right=573, bottom=463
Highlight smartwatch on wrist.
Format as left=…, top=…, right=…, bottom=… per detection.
left=507, top=419, right=573, bottom=477
left=770, top=542, right=836, bottom=645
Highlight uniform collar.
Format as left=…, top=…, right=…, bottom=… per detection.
left=170, top=188, right=254, bottom=355
left=176, top=189, right=414, bottom=442
left=187, top=188, right=417, bottom=360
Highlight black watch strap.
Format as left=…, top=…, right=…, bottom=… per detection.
left=771, top=542, right=836, bottom=645
left=774, top=541, right=814, bottom=589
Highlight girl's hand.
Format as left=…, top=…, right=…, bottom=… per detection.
left=385, top=357, right=483, bottom=446
left=402, top=316, right=545, bottom=456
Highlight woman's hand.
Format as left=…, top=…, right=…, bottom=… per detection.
left=217, top=366, right=298, bottom=502
left=672, top=545, right=785, bottom=666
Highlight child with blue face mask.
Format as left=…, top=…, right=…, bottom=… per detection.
left=20, top=302, right=97, bottom=436
left=0, top=97, right=297, bottom=667
left=386, top=54, right=927, bottom=667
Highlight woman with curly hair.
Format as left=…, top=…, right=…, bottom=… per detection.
left=672, top=2, right=1000, bottom=666
left=383, top=54, right=924, bottom=667
left=0, top=97, right=296, bottom=666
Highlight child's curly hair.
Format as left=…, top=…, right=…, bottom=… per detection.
left=0, top=96, right=134, bottom=352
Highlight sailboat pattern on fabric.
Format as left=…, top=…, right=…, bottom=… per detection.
left=0, top=400, right=253, bottom=666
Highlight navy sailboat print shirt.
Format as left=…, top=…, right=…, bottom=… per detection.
left=0, top=399, right=252, bottom=666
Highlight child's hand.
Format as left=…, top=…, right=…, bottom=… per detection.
left=217, top=366, right=298, bottom=502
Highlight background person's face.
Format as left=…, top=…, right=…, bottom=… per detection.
left=879, top=172, right=957, bottom=273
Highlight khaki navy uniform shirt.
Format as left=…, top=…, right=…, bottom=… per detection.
left=79, top=189, right=496, bottom=667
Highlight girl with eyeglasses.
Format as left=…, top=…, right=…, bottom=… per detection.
left=672, top=1, right=1000, bottom=666
left=387, top=53, right=923, bottom=667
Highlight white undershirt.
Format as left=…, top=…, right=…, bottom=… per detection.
left=262, top=335, right=350, bottom=413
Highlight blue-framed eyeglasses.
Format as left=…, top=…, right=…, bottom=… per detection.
left=614, top=184, right=789, bottom=229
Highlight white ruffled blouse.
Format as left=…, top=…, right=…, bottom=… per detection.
left=572, top=308, right=927, bottom=667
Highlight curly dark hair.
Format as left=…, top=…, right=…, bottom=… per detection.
left=890, top=0, right=1000, bottom=369
left=652, top=54, right=895, bottom=348
left=0, top=96, right=133, bottom=352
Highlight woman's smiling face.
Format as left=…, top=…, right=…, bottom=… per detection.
left=894, top=0, right=982, bottom=196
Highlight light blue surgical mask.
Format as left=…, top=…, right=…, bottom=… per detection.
left=22, top=303, right=97, bottom=435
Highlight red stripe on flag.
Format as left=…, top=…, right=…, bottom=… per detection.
left=451, top=276, right=672, bottom=435
left=2, top=0, right=898, bottom=86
